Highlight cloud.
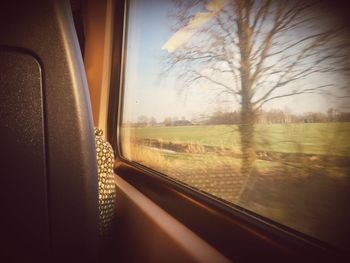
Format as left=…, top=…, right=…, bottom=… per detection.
left=161, top=0, right=228, bottom=53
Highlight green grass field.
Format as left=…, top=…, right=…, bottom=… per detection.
left=121, top=123, right=350, bottom=247
left=123, top=122, right=350, bottom=156
left=121, top=122, right=350, bottom=181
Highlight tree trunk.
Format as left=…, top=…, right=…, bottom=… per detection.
left=236, top=1, right=257, bottom=202
left=240, top=105, right=256, bottom=177
left=237, top=94, right=257, bottom=201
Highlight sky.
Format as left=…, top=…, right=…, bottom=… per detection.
left=122, top=0, right=350, bottom=123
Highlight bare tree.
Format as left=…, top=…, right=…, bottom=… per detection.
left=163, top=0, right=350, bottom=192
left=150, top=116, right=157, bottom=126
left=137, top=115, right=149, bottom=126
left=164, top=116, right=173, bottom=126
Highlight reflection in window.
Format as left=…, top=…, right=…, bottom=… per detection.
left=120, top=0, right=350, bottom=250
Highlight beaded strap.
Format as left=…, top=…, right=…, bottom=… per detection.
left=94, top=127, right=116, bottom=235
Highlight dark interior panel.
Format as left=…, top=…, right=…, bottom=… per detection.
left=0, top=48, right=49, bottom=262
left=0, top=1, right=99, bottom=262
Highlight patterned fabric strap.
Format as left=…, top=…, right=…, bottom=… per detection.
left=94, top=127, right=116, bottom=236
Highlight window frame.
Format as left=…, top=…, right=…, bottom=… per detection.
left=107, top=0, right=347, bottom=261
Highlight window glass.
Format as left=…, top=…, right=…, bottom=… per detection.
left=120, top=0, right=350, bottom=249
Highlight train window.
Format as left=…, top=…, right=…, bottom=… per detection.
left=119, top=0, right=350, bottom=250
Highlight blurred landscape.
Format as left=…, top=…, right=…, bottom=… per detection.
left=121, top=119, right=350, bottom=249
